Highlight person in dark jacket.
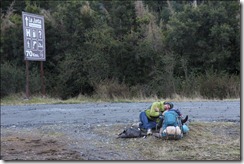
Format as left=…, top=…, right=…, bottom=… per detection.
left=158, top=107, right=188, bottom=127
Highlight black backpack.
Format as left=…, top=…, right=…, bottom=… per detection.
left=118, top=127, right=147, bottom=138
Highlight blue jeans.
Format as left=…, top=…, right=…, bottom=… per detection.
left=139, top=111, right=157, bottom=130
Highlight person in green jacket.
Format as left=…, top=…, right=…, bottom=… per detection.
left=139, top=101, right=173, bottom=135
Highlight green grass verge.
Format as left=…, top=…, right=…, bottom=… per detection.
left=1, top=93, right=240, bottom=105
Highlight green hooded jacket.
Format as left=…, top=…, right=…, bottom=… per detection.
left=145, top=101, right=166, bottom=121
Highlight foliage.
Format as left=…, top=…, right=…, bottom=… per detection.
left=0, top=62, right=25, bottom=97
left=0, top=0, right=240, bottom=100
left=199, top=70, right=240, bottom=99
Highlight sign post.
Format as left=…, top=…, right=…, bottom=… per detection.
left=40, top=61, right=46, bottom=96
left=22, top=12, right=46, bottom=98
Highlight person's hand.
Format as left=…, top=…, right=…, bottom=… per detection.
left=155, top=107, right=159, bottom=112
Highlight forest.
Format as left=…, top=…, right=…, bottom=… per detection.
left=0, top=0, right=240, bottom=100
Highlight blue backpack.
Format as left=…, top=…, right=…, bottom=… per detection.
left=161, top=110, right=183, bottom=140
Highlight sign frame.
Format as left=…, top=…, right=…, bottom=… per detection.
left=22, top=11, right=46, bottom=61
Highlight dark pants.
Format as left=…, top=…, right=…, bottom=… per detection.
left=139, top=111, right=157, bottom=130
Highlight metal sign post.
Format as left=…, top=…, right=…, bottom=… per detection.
left=22, top=12, right=46, bottom=98
left=40, top=61, right=46, bottom=97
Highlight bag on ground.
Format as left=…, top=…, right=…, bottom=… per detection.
left=118, top=127, right=147, bottom=138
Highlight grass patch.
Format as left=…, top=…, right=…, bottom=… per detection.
left=92, top=122, right=240, bottom=160
left=0, top=93, right=61, bottom=105
left=0, top=93, right=96, bottom=105
left=1, top=93, right=240, bottom=106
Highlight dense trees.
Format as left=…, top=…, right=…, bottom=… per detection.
left=1, top=0, right=240, bottom=99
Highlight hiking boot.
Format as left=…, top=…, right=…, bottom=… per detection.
left=147, top=129, right=152, bottom=135
left=181, top=115, right=188, bottom=124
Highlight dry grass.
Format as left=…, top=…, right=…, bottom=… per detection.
left=93, top=122, right=240, bottom=160
left=1, top=93, right=239, bottom=106
left=0, top=93, right=95, bottom=105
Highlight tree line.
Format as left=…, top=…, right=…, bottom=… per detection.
left=1, top=0, right=240, bottom=100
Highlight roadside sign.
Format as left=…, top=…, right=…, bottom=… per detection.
left=22, top=12, right=46, bottom=61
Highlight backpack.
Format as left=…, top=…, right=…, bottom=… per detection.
left=117, top=127, right=147, bottom=138
left=160, top=110, right=183, bottom=140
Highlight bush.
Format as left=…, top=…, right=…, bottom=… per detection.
left=0, top=62, right=49, bottom=98
left=199, top=72, right=240, bottom=99
left=93, top=79, right=130, bottom=100
left=1, top=62, right=25, bottom=97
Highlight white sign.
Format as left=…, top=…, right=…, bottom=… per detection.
left=22, top=12, right=46, bottom=61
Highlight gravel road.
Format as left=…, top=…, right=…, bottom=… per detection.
left=1, top=100, right=240, bottom=128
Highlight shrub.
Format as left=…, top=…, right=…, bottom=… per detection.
left=199, top=72, right=240, bottom=99
left=93, top=79, right=130, bottom=100
left=1, top=62, right=25, bottom=97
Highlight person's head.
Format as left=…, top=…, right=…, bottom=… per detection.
left=163, top=102, right=173, bottom=110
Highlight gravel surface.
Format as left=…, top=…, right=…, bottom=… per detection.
left=1, top=101, right=240, bottom=127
